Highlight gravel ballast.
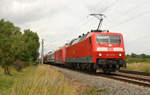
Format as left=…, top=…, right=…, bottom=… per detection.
left=51, top=65, right=150, bottom=95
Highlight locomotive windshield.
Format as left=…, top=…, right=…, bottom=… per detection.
left=96, top=35, right=121, bottom=44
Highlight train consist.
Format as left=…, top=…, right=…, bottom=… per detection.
left=44, top=30, right=126, bottom=73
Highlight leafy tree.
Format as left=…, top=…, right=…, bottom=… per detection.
left=0, top=19, right=20, bottom=74
left=140, top=53, right=146, bottom=58
left=0, top=19, right=40, bottom=74
left=23, top=29, right=40, bottom=62
left=131, top=53, right=137, bottom=58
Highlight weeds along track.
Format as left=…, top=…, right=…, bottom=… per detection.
left=48, top=64, right=150, bottom=88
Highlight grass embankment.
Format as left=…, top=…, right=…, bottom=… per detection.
left=123, top=63, right=150, bottom=73
left=0, top=65, right=104, bottom=95
left=122, top=56, right=150, bottom=72
left=0, top=65, right=36, bottom=94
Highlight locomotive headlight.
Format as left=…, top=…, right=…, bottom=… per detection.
left=99, top=53, right=102, bottom=56
left=119, top=53, right=122, bottom=56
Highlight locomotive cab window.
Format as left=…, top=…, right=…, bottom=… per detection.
left=96, top=35, right=121, bottom=44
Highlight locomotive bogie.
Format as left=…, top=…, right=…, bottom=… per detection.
left=96, top=59, right=126, bottom=72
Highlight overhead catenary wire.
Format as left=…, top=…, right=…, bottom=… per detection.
left=109, top=9, right=150, bottom=29
left=121, top=0, right=149, bottom=15
left=104, top=0, right=150, bottom=29
left=90, top=0, right=120, bottom=14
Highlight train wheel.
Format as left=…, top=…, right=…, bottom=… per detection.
left=88, top=64, right=96, bottom=73
left=92, top=68, right=96, bottom=73
left=77, top=63, right=81, bottom=70
left=80, top=63, right=87, bottom=71
left=72, top=63, right=76, bottom=69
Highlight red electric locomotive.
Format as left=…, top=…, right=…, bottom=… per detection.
left=65, top=30, right=126, bottom=72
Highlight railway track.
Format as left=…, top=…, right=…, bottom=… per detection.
left=119, top=70, right=150, bottom=76
left=115, top=73, right=150, bottom=83
left=50, top=64, right=150, bottom=88
left=71, top=69, right=150, bottom=88
left=97, top=70, right=150, bottom=88
left=99, top=73, right=150, bottom=88
left=81, top=70, right=150, bottom=88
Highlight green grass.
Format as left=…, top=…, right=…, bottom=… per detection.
left=122, top=62, right=150, bottom=72
left=123, top=56, right=150, bottom=72
left=0, top=65, right=105, bottom=95
left=0, top=66, right=14, bottom=93
left=0, top=79, right=13, bottom=91
left=0, top=65, right=36, bottom=94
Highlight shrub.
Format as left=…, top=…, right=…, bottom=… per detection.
left=12, top=60, right=29, bottom=72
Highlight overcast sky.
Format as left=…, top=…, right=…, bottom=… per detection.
left=0, top=0, right=150, bottom=55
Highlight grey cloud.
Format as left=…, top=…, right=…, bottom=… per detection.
left=0, top=0, right=67, bottom=25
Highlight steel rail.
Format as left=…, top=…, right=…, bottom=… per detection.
left=119, top=70, right=150, bottom=76
left=100, top=74, right=150, bottom=88
left=114, top=73, right=150, bottom=83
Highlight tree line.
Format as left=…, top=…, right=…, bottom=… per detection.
left=126, top=53, right=150, bottom=58
left=0, top=19, right=40, bottom=74
left=126, top=53, right=150, bottom=63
